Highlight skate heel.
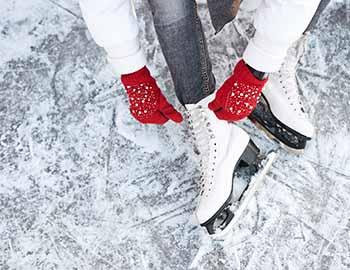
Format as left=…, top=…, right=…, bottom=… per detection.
left=239, top=140, right=260, bottom=167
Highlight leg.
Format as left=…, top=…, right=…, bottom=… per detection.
left=147, top=0, right=215, bottom=105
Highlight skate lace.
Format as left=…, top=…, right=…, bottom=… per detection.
left=187, top=106, right=216, bottom=197
left=278, top=56, right=307, bottom=118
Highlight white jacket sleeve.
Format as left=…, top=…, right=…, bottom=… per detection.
left=79, top=0, right=146, bottom=76
left=243, top=0, right=321, bottom=72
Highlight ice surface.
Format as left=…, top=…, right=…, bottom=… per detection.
left=0, top=0, right=349, bottom=269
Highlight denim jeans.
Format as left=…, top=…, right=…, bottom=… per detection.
left=147, top=0, right=216, bottom=105
left=146, top=0, right=329, bottom=105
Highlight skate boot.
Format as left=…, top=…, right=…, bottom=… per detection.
left=186, top=95, right=276, bottom=238
left=249, top=38, right=315, bottom=152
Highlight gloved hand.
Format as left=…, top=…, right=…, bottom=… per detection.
left=121, top=66, right=183, bottom=124
left=208, top=60, right=268, bottom=121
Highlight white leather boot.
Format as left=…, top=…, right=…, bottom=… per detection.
left=186, top=95, right=275, bottom=237
left=250, top=37, right=315, bottom=152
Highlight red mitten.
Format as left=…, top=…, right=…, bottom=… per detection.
left=208, top=60, right=268, bottom=121
left=121, top=66, right=183, bottom=125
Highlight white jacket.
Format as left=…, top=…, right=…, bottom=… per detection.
left=79, top=0, right=321, bottom=75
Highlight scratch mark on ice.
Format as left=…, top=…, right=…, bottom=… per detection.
left=47, top=0, right=82, bottom=20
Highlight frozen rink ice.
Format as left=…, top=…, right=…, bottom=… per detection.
left=0, top=0, right=349, bottom=269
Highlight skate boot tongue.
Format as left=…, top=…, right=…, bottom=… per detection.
left=197, top=93, right=216, bottom=107
left=185, top=93, right=216, bottom=110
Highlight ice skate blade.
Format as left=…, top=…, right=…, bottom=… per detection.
left=209, top=151, right=277, bottom=240
left=252, top=120, right=305, bottom=155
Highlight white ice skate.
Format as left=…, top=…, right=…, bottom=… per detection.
left=249, top=38, right=315, bottom=152
left=186, top=95, right=276, bottom=238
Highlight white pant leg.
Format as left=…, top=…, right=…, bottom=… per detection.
left=79, top=0, right=146, bottom=75
left=243, top=0, right=321, bottom=72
